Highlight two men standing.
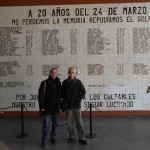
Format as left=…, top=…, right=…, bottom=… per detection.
left=38, top=67, right=87, bottom=149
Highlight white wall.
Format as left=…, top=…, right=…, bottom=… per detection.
left=0, top=3, right=150, bottom=111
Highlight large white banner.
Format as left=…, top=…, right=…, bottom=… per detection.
left=0, top=3, right=150, bottom=111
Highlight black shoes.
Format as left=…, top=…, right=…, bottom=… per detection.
left=79, top=139, right=87, bottom=144
left=51, top=138, right=56, bottom=144
left=41, top=138, right=87, bottom=148
left=41, top=142, right=45, bottom=149
left=67, top=138, right=87, bottom=144
left=67, top=137, right=75, bottom=143
left=41, top=138, right=56, bottom=148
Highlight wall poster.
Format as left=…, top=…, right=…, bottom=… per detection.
left=0, top=3, right=150, bottom=111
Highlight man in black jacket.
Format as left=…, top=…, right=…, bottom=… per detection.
left=38, top=68, right=61, bottom=148
left=62, top=67, right=87, bottom=144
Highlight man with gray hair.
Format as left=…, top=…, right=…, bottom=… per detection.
left=62, top=67, right=87, bottom=144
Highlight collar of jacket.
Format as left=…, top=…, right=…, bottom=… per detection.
left=66, top=77, right=77, bottom=83
left=48, top=76, right=60, bottom=83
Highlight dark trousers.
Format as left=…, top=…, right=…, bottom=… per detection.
left=42, top=114, right=58, bottom=143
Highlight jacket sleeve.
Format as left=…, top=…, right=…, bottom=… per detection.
left=78, top=80, right=86, bottom=101
left=61, top=81, right=66, bottom=99
left=58, top=81, right=61, bottom=104
left=59, top=81, right=61, bottom=100
left=60, top=81, right=67, bottom=112
left=38, top=81, right=45, bottom=110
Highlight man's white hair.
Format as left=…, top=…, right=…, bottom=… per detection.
left=68, top=67, right=76, bottom=73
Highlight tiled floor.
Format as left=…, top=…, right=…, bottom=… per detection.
left=0, top=116, right=150, bottom=150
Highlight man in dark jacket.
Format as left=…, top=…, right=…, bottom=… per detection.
left=38, top=68, right=61, bottom=148
left=62, top=67, right=87, bottom=144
